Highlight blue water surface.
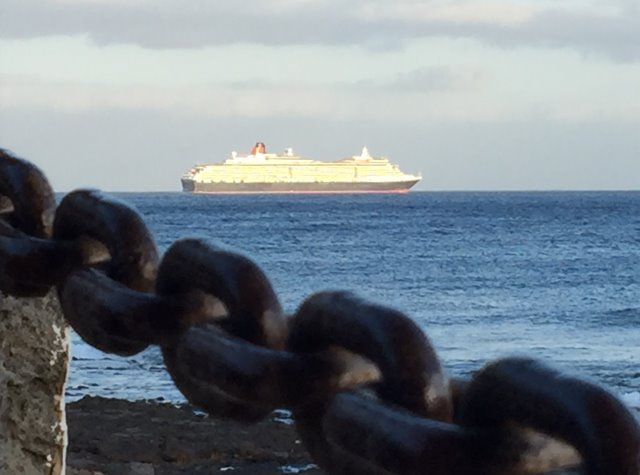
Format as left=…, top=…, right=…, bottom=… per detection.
left=66, top=191, right=640, bottom=407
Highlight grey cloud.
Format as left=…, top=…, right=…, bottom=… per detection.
left=1, top=1, right=639, bottom=61
left=546, top=9, right=640, bottom=62
left=183, top=66, right=482, bottom=94
left=0, top=0, right=369, bottom=47
left=222, top=66, right=482, bottom=93
left=475, top=8, right=640, bottom=62
left=354, top=66, right=485, bottom=93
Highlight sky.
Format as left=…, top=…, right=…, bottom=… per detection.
left=1, top=0, right=639, bottom=192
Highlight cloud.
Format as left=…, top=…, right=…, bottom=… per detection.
left=1, top=0, right=639, bottom=60
left=3, top=70, right=638, bottom=124
left=368, top=66, right=487, bottom=93
left=223, top=69, right=481, bottom=95
left=0, top=70, right=510, bottom=123
left=358, top=1, right=537, bottom=26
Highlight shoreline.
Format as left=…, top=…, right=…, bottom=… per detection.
left=66, top=397, right=587, bottom=475
left=66, top=396, right=320, bottom=475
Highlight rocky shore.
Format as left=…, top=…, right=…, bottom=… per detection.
left=66, top=396, right=321, bottom=475
left=66, top=397, right=584, bottom=475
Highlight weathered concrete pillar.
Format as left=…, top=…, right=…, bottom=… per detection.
left=0, top=291, right=69, bottom=475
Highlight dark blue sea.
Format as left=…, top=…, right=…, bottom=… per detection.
left=66, top=191, right=640, bottom=412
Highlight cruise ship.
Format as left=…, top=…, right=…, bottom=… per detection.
left=181, top=143, right=421, bottom=194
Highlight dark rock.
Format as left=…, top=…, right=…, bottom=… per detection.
left=66, top=396, right=584, bottom=474
left=66, top=396, right=321, bottom=475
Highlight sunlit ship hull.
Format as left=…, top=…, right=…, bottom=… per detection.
left=181, top=178, right=419, bottom=194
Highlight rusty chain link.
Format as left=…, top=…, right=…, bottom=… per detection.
left=1, top=148, right=639, bottom=475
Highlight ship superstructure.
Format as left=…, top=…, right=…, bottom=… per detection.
left=181, top=143, right=421, bottom=194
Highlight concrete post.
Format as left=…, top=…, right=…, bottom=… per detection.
left=0, top=291, right=69, bottom=475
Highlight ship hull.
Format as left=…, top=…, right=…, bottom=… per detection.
left=182, top=179, right=419, bottom=194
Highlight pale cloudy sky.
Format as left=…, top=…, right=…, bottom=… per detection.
left=1, top=0, right=639, bottom=191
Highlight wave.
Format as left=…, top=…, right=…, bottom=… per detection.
left=621, top=391, right=640, bottom=409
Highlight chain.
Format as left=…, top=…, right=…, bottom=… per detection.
left=1, top=148, right=639, bottom=475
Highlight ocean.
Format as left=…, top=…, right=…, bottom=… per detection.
left=66, top=191, right=640, bottom=413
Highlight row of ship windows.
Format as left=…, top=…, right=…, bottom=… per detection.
left=206, top=166, right=395, bottom=172
left=198, top=171, right=402, bottom=178
left=199, top=178, right=380, bottom=183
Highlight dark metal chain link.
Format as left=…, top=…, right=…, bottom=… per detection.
left=1, top=148, right=639, bottom=475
